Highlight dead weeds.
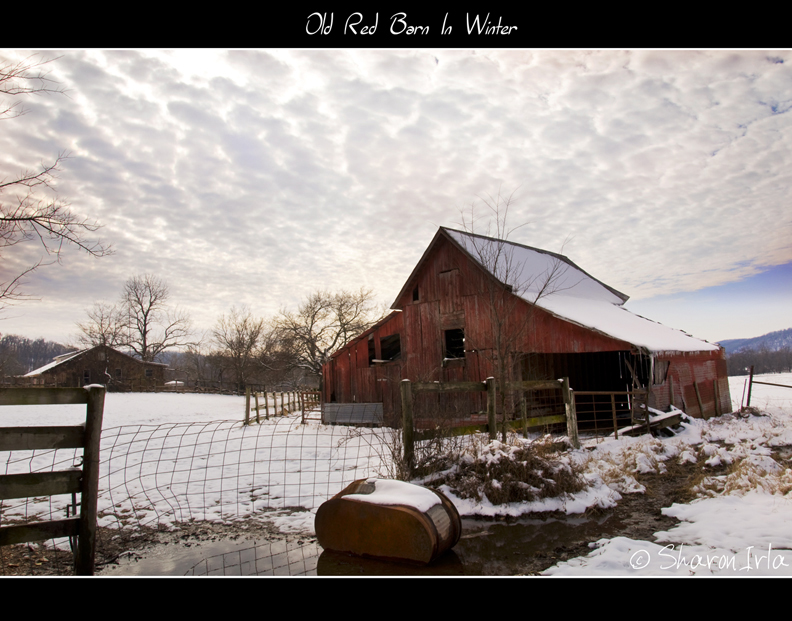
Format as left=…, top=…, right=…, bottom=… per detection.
left=430, top=435, right=587, bottom=505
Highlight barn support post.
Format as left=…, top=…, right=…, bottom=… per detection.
left=694, top=382, right=706, bottom=419
left=611, top=393, right=618, bottom=440
left=669, top=375, right=675, bottom=409
left=561, top=377, right=580, bottom=449
left=486, top=377, right=497, bottom=441
left=400, top=380, right=414, bottom=479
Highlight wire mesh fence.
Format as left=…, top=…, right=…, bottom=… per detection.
left=1, top=415, right=393, bottom=575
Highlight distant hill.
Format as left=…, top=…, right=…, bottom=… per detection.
left=719, top=328, right=792, bottom=354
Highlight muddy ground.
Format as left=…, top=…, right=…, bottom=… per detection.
left=0, top=459, right=704, bottom=576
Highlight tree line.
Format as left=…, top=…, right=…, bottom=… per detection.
left=726, top=346, right=792, bottom=376
left=74, top=274, right=383, bottom=392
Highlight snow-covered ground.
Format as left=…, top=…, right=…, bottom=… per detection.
left=543, top=372, right=792, bottom=576
left=0, top=393, right=385, bottom=535
left=2, top=374, right=792, bottom=576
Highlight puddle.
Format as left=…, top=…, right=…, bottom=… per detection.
left=98, top=512, right=627, bottom=576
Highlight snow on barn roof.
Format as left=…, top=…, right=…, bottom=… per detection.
left=24, top=345, right=168, bottom=377
left=24, top=350, right=84, bottom=376
left=444, top=228, right=719, bottom=355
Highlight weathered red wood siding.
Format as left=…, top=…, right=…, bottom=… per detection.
left=324, top=232, right=732, bottom=423
left=653, top=350, right=730, bottom=417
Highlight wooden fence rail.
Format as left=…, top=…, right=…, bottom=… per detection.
left=0, top=386, right=105, bottom=575
left=745, top=365, right=792, bottom=408
left=400, top=377, right=579, bottom=478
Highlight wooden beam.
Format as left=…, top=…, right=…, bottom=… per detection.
left=505, top=380, right=562, bottom=391
left=412, top=381, right=486, bottom=393
left=0, top=518, right=80, bottom=546
left=0, top=470, right=82, bottom=500
left=0, top=387, right=89, bottom=406
left=0, top=426, right=85, bottom=451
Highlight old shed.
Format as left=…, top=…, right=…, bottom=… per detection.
left=23, top=345, right=167, bottom=390
left=323, top=227, right=731, bottom=428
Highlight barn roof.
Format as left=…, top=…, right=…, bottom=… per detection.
left=24, top=345, right=168, bottom=377
left=396, top=227, right=719, bottom=355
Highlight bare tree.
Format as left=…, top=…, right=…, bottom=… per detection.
left=76, top=302, right=127, bottom=348
left=459, top=187, right=572, bottom=439
left=0, top=54, right=111, bottom=308
left=212, top=306, right=267, bottom=390
left=122, top=274, right=193, bottom=362
left=275, top=288, right=382, bottom=388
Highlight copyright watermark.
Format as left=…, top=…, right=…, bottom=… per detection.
left=629, top=544, right=790, bottom=572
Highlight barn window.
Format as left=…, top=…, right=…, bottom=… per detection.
left=115, top=368, right=122, bottom=379
left=412, top=287, right=419, bottom=302
left=368, top=334, right=375, bottom=366
left=380, top=334, right=401, bottom=361
left=83, top=370, right=91, bottom=384
left=444, top=328, right=465, bottom=359
left=145, top=369, right=153, bottom=378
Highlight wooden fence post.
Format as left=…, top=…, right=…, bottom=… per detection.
left=401, top=380, right=414, bottom=479
left=254, top=391, right=260, bottom=424
left=244, top=385, right=251, bottom=425
left=561, top=377, right=580, bottom=449
left=611, top=393, right=618, bottom=440
left=746, top=365, right=754, bottom=408
left=486, top=377, right=496, bottom=441
left=77, top=385, right=105, bottom=575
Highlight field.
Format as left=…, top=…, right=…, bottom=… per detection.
left=2, top=373, right=792, bottom=576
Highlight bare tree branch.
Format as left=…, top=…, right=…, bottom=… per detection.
left=458, top=188, right=573, bottom=440
left=211, top=305, right=266, bottom=390
left=120, top=274, right=194, bottom=362
left=0, top=54, right=110, bottom=309
left=275, top=288, right=382, bottom=387
left=76, top=302, right=128, bottom=348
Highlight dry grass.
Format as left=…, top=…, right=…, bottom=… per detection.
left=428, top=435, right=587, bottom=505
left=688, top=453, right=792, bottom=498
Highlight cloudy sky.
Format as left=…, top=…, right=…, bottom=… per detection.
left=1, top=49, right=790, bottom=348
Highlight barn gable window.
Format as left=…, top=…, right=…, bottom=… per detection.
left=412, top=287, right=419, bottom=302
left=444, top=328, right=465, bottom=359
left=380, top=334, right=401, bottom=361
left=368, top=334, right=376, bottom=366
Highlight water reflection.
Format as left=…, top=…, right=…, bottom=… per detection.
left=186, top=539, right=321, bottom=576
left=103, top=512, right=621, bottom=576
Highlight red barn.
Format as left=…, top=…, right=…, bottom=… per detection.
left=323, top=227, right=731, bottom=427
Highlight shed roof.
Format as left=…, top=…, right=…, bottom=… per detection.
left=24, top=345, right=168, bottom=377
left=436, top=228, right=719, bottom=355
